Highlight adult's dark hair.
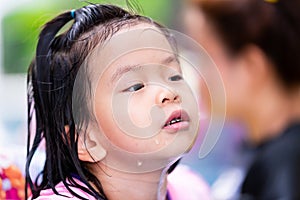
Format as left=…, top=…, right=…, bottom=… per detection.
left=26, top=3, right=175, bottom=200
left=194, top=0, right=300, bottom=89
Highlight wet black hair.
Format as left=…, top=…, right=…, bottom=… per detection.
left=26, top=3, right=177, bottom=200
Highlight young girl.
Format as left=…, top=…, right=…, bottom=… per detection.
left=26, top=3, right=207, bottom=200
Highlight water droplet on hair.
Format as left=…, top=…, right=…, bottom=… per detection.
left=137, top=160, right=143, bottom=167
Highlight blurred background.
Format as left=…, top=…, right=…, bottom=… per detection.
left=0, top=0, right=248, bottom=199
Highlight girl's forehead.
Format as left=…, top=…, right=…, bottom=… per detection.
left=86, top=24, right=175, bottom=77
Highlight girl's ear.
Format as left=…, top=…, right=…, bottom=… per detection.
left=76, top=127, right=107, bottom=163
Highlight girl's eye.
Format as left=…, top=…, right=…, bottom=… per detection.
left=123, top=83, right=145, bottom=92
left=169, top=74, right=183, bottom=81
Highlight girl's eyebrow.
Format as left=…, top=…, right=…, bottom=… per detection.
left=162, top=55, right=179, bottom=65
left=110, top=64, right=142, bottom=83
left=110, top=55, right=178, bottom=83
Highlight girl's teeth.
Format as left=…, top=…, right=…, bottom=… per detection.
left=168, top=118, right=182, bottom=126
left=164, top=118, right=183, bottom=127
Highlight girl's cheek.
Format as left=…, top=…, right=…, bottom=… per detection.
left=128, top=94, right=152, bottom=128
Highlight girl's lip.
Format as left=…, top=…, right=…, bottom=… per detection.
left=163, top=110, right=190, bottom=132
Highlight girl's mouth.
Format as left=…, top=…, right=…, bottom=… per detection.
left=163, top=110, right=190, bottom=132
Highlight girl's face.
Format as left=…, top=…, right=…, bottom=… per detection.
left=85, top=24, right=199, bottom=172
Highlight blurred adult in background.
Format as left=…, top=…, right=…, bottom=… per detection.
left=184, top=0, right=300, bottom=199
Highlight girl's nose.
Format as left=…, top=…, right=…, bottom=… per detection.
left=156, top=87, right=181, bottom=105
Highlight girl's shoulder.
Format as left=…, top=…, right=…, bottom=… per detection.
left=30, top=180, right=97, bottom=200
left=167, top=165, right=212, bottom=200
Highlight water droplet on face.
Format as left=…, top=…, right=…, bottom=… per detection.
left=137, top=160, right=143, bottom=167
left=155, top=139, right=160, bottom=145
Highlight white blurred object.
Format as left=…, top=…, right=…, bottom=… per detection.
left=211, top=167, right=245, bottom=200
left=0, top=74, right=27, bottom=146
left=168, top=164, right=212, bottom=200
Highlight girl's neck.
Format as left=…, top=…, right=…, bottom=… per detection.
left=90, top=162, right=168, bottom=200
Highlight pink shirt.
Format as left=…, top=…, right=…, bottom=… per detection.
left=32, top=165, right=211, bottom=200
left=167, top=165, right=211, bottom=200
